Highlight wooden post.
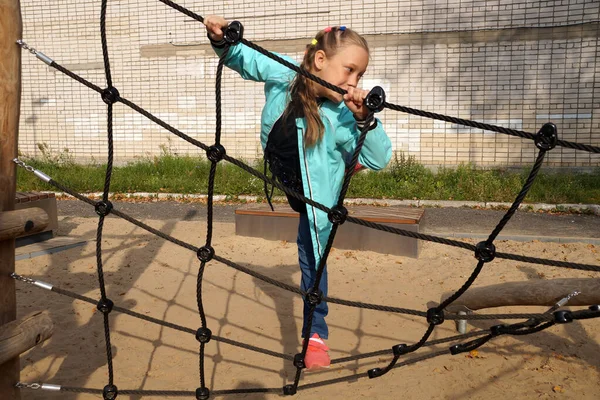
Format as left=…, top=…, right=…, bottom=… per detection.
left=441, top=278, right=600, bottom=313
left=0, top=0, right=22, bottom=398
left=0, top=208, right=49, bottom=241
left=0, top=311, right=54, bottom=366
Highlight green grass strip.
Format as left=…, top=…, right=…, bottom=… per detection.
left=16, top=153, right=600, bottom=205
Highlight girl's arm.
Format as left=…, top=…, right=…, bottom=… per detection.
left=336, top=106, right=392, bottom=171
left=205, top=15, right=296, bottom=83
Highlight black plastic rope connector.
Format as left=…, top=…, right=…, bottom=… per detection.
left=101, top=86, right=120, bottom=105
left=305, top=288, right=323, bottom=306
left=534, top=122, right=558, bottom=151
left=95, top=201, right=113, bottom=217
left=195, top=327, right=212, bottom=343
left=449, top=342, right=469, bottom=355
left=367, top=367, right=385, bottom=379
left=195, top=387, right=210, bottom=400
left=327, top=205, right=348, bottom=225
left=392, top=343, right=409, bottom=356
left=554, top=310, right=573, bottom=324
left=474, top=241, right=496, bottom=262
left=490, top=324, right=507, bottom=336
left=426, top=308, right=445, bottom=325
left=283, top=384, right=297, bottom=396
left=224, top=21, right=244, bottom=44
left=206, top=144, right=226, bottom=163
left=102, top=384, right=118, bottom=400
left=561, top=306, right=600, bottom=322
left=293, top=353, right=305, bottom=369
left=449, top=335, right=489, bottom=355
left=364, top=86, right=386, bottom=113
left=197, top=245, right=215, bottom=262
left=97, top=298, right=114, bottom=314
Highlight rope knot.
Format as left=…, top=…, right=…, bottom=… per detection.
left=426, top=308, right=445, bottom=325
left=553, top=310, right=573, bottom=324
left=224, top=21, right=244, bottom=44
left=535, top=122, right=558, bottom=151
left=102, top=384, right=118, bottom=400
left=305, top=288, right=323, bottom=306
left=490, top=324, right=508, bottom=336
left=327, top=205, right=348, bottom=225
left=207, top=144, right=226, bottom=163
left=475, top=241, right=496, bottom=262
left=95, top=201, right=113, bottom=217
left=283, top=384, right=297, bottom=395
left=293, top=353, right=305, bottom=369
left=367, top=367, right=384, bottom=379
left=101, top=86, right=120, bottom=105
left=195, top=327, right=212, bottom=343
left=365, top=86, right=386, bottom=113
left=392, top=343, right=409, bottom=356
left=97, top=298, right=114, bottom=314
left=197, top=246, right=215, bottom=262
left=195, top=387, right=210, bottom=400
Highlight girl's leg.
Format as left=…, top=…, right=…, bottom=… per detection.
left=297, top=212, right=329, bottom=339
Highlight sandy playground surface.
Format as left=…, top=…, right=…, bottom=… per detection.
left=15, top=215, right=600, bottom=399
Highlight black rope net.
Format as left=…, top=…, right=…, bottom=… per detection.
left=11, top=1, right=600, bottom=399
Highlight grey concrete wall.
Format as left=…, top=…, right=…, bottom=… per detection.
left=18, top=0, right=600, bottom=167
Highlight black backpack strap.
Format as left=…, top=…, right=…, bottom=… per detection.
left=263, top=154, right=275, bottom=212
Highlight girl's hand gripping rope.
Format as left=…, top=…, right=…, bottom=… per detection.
left=344, top=86, right=370, bottom=121
left=204, top=15, right=228, bottom=42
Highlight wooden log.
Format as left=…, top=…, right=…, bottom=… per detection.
left=0, top=0, right=22, bottom=398
left=0, top=208, right=49, bottom=241
left=442, top=278, right=600, bottom=313
left=0, top=311, right=53, bottom=365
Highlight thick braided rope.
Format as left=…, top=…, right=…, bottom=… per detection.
left=486, top=151, right=547, bottom=243
left=237, top=35, right=599, bottom=153
left=153, top=0, right=600, bottom=153
left=33, top=63, right=600, bottom=273
left=49, top=285, right=293, bottom=360
left=21, top=174, right=596, bottom=319
left=95, top=0, right=117, bottom=386
left=11, top=275, right=509, bottom=363
left=288, top=116, right=382, bottom=391
left=383, top=102, right=600, bottom=154
left=59, top=387, right=282, bottom=395
left=13, top=0, right=600, bottom=394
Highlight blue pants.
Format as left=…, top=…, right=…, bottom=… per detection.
left=297, top=212, right=329, bottom=339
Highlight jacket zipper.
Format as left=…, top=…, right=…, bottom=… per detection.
left=300, top=125, right=323, bottom=259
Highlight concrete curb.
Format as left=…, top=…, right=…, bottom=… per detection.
left=49, top=191, right=600, bottom=216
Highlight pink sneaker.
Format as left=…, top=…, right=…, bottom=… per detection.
left=304, top=333, right=330, bottom=370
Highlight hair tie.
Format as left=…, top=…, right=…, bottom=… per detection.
left=323, top=26, right=332, bottom=33
left=339, top=26, right=346, bottom=31
left=311, top=38, right=318, bottom=46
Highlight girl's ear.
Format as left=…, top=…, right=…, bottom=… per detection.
left=313, top=50, right=327, bottom=71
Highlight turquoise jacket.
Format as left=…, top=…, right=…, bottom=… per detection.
left=215, top=43, right=392, bottom=268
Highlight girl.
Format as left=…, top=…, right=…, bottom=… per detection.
left=205, top=16, right=392, bottom=369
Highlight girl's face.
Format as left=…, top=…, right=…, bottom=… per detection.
left=312, top=44, right=369, bottom=103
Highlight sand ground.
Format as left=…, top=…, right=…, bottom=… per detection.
left=15, top=213, right=600, bottom=399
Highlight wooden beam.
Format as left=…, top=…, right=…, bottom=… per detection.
left=0, top=208, right=49, bottom=241
left=0, top=0, right=22, bottom=398
left=0, top=311, right=53, bottom=365
left=442, top=278, right=600, bottom=313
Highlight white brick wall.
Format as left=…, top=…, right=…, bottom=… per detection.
left=17, top=0, right=600, bottom=167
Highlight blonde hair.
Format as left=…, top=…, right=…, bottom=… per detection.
left=286, top=27, right=369, bottom=147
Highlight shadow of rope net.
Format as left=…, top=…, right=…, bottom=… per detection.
left=11, top=0, right=600, bottom=398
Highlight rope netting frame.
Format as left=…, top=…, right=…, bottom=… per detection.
left=11, top=1, right=600, bottom=398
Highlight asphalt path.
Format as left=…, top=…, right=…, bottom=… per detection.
left=57, top=199, right=599, bottom=239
